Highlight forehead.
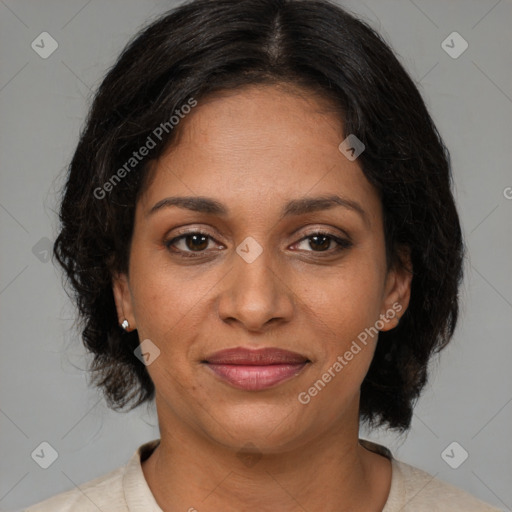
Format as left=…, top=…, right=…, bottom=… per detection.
left=138, top=84, right=381, bottom=226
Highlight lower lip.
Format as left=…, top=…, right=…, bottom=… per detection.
left=204, top=362, right=309, bottom=391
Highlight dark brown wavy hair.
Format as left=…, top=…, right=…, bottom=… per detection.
left=53, top=0, right=465, bottom=431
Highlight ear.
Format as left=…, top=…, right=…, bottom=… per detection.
left=112, top=272, right=136, bottom=331
left=379, top=245, right=413, bottom=332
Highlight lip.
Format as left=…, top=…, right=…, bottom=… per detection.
left=202, top=347, right=310, bottom=391
left=204, top=347, right=309, bottom=365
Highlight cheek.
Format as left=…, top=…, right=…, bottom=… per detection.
left=129, top=268, right=204, bottom=397
left=301, top=260, right=383, bottom=338
left=297, top=260, right=384, bottom=400
left=128, top=256, right=220, bottom=370
left=129, top=252, right=192, bottom=328
left=296, top=302, right=378, bottom=425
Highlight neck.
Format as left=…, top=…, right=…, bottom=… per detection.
left=141, top=396, right=392, bottom=512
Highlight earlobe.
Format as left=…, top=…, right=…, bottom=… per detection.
left=112, top=272, right=136, bottom=331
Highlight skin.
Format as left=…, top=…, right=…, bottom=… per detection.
left=112, top=83, right=412, bottom=512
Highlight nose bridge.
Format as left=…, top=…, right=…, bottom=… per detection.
left=236, top=236, right=276, bottom=290
left=218, top=235, right=293, bottom=330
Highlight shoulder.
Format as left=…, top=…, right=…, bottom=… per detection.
left=389, top=458, right=502, bottom=512
left=23, top=464, right=127, bottom=512
left=23, top=439, right=161, bottom=512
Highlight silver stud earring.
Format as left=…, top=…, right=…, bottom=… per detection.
left=121, top=319, right=130, bottom=330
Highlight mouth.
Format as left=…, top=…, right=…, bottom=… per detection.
left=202, top=347, right=311, bottom=391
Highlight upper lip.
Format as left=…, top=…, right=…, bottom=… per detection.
left=203, top=347, right=310, bottom=365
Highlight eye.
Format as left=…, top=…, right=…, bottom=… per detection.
left=293, top=231, right=353, bottom=254
left=164, top=231, right=222, bottom=257
left=164, top=229, right=352, bottom=258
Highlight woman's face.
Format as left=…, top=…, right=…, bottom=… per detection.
left=113, top=84, right=411, bottom=452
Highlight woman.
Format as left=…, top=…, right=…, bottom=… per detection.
left=25, top=0, right=500, bottom=510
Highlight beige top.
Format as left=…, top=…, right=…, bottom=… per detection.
left=24, top=438, right=501, bottom=511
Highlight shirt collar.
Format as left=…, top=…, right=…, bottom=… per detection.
left=122, top=438, right=163, bottom=512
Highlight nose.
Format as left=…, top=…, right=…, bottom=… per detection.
left=217, top=242, right=294, bottom=333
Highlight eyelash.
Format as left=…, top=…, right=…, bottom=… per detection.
left=163, top=230, right=353, bottom=258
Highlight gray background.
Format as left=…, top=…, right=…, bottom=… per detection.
left=1, top=0, right=511, bottom=510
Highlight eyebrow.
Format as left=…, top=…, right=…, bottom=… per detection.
left=147, top=194, right=370, bottom=227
